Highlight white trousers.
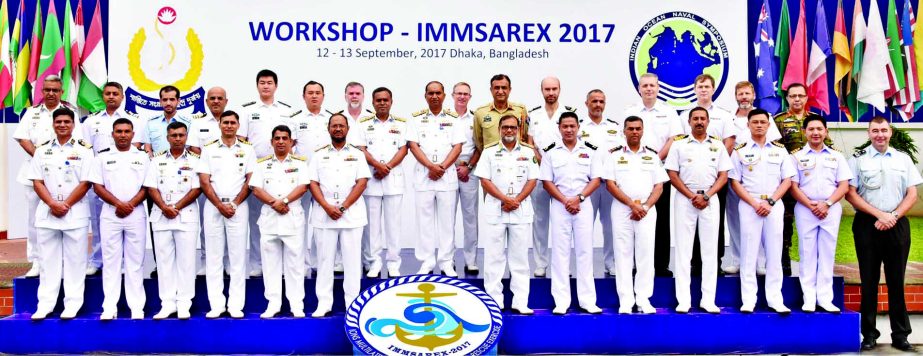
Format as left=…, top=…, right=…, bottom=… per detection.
left=261, top=231, right=306, bottom=311
left=530, top=183, right=551, bottom=269
left=315, top=227, right=362, bottom=311
left=364, top=195, right=402, bottom=269
left=36, top=226, right=88, bottom=312
left=612, top=201, right=657, bottom=308
left=246, top=194, right=262, bottom=273
left=550, top=199, right=596, bottom=309
left=795, top=202, right=841, bottom=306
left=723, top=189, right=766, bottom=270
left=203, top=201, right=249, bottom=312
left=302, top=196, right=316, bottom=271
left=100, top=208, right=148, bottom=312
left=483, top=222, right=531, bottom=308
left=590, top=188, right=614, bottom=270
left=458, top=177, right=480, bottom=266
left=673, top=195, right=719, bottom=308
left=739, top=200, right=785, bottom=307
left=87, top=191, right=104, bottom=268
left=415, top=190, right=457, bottom=268
left=153, top=228, right=197, bottom=310
left=25, top=189, right=39, bottom=263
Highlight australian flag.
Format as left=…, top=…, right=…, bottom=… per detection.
left=754, top=0, right=781, bottom=113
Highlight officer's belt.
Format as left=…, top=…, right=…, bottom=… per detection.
left=219, top=197, right=234, bottom=203
left=747, top=192, right=773, bottom=200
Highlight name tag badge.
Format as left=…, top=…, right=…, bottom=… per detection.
left=507, top=186, right=514, bottom=196
left=432, top=154, right=438, bottom=162
left=333, top=192, right=340, bottom=200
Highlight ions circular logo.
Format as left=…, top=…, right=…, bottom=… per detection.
left=346, top=275, right=503, bottom=356
left=629, top=12, right=729, bottom=111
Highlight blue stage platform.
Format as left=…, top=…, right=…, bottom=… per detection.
left=2, top=274, right=859, bottom=354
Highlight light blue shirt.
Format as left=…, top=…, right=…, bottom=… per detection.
left=144, top=114, right=191, bottom=153
left=848, top=147, right=923, bottom=212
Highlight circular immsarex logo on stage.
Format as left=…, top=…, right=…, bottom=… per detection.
left=629, top=12, right=729, bottom=111
left=346, top=275, right=503, bottom=356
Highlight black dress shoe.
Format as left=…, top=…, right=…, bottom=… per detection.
left=782, top=267, right=792, bottom=277
left=464, top=265, right=480, bottom=275
left=892, top=339, right=916, bottom=352
left=655, top=269, right=673, bottom=277
left=860, top=338, right=877, bottom=351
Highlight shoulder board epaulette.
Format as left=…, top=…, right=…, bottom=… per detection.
left=520, top=141, right=534, bottom=148
left=771, top=112, right=787, bottom=120
left=348, top=144, right=361, bottom=150
left=584, top=141, right=598, bottom=150
left=543, top=142, right=556, bottom=152
left=606, top=118, right=618, bottom=124
left=154, top=150, right=167, bottom=157
left=771, top=140, right=785, bottom=148
left=98, top=148, right=111, bottom=153
left=469, top=110, right=475, bottom=116
left=359, top=115, right=375, bottom=123
left=241, top=101, right=256, bottom=107
left=529, top=105, right=542, bottom=113
left=484, top=142, right=499, bottom=149
left=288, top=110, right=302, bottom=118
left=125, top=110, right=140, bottom=117
left=444, top=109, right=458, bottom=118
left=205, top=139, right=219, bottom=146
left=829, top=146, right=842, bottom=153
left=37, top=139, right=52, bottom=147
left=709, top=135, right=720, bottom=141
left=78, top=139, right=92, bottom=149
left=412, top=109, right=428, bottom=117
left=62, top=101, right=77, bottom=110
left=645, top=146, right=659, bottom=154
left=192, top=112, right=207, bottom=119
left=239, top=138, right=251, bottom=145
left=394, top=116, right=406, bottom=122
left=315, top=144, right=331, bottom=152
left=674, top=134, right=688, bottom=141
left=31, top=103, right=41, bottom=108
left=325, top=109, right=338, bottom=115
left=565, top=106, right=576, bottom=112
left=790, top=147, right=801, bottom=155
left=278, top=101, right=291, bottom=108
left=853, top=148, right=866, bottom=157
left=292, top=154, right=307, bottom=161
left=365, top=108, right=374, bottom=114
left=257, top=155, right=273, bottom=163
left=734, top=142, right=746, bottom=150
left=609, top=145, right=624, bottom=153
left=187, top=150, right=200, bottom=158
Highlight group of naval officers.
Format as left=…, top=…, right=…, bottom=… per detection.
left=16, top=70, right=921, bottom=349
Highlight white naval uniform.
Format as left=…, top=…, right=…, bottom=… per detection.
left=599, top=145, right=668, bottom=310
left=87, top=146, right=150, bottom=314
left=664, top=135, right=732, bottom=309
left=250, top=153, right=309, bottom=313
left=453, top=109, right=480, bottom=269
left=307, top=144, right=372, bottom=311
left=13, top=102, right=83, bottom=270
left=730, top=139, right=796, bottom=308
left=621, top=102, right=682, bottom=153
left=791, top=146, right=852, bottom=307
left=407, top=109, right=465, bottom=272
left=196, top=138, right=256, bottom=313
left=581, top=118, right=625, bottom=273
left=29, top=138, right=93, bottom=314
left=290, top=107, right=334, bottom=271
left=472, top=141, right=538, bottom=309
left=540, top=139, right=600, bottom=310
left=350, top=115, right=408, bottom=271
left=187, top=112, right=221, bottom=272
left=143, top=149, right=201, bottom=312
left=679, top=105, right=736, bottom=141
left=82, top=109, right=143, bottom=270
left=724, top=112, right=778, bottom=271
left=238, top=99, right=296, bottom=274
left=527, top=104, right=575, bottom=273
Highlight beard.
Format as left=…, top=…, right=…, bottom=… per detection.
left=332, top=136, right=346, bottom=144
left=738, top=102, right=753, bottom=110
left=502, top=135, right=516, bottom=143
left=349, top=102, right=361, bottom=109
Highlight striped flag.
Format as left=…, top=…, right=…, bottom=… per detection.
left=895, top=0, right=920, bottom=120
left=11, top=0, right=30, bottom=113
left=847, top=0, right=869, bottom=120
left=27, top=0, right=42, bottom=98
left=776, top=0, right=792, bottom=104
left=62, top=0, right=82, bottom=104
left=0, top=0, right=13, bottom=108
left=754, top=0, right=780, bottom=113
left=858, top=0, right=892, bottom=111
left=35, top=0, right=66, bottom=101
left=782, top=0, right=808, bottom=90
left=806, top=0, right=831, bottom=114
left=884, top=0, right=906, bottom=100
left=78, top=0, right=106, bottom=111
left=833, top=0, right=852, bottom=120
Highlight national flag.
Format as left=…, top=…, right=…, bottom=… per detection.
left=776, top=0, right=792, bottom=104
left=782, top=0, right=808, bottom=90
left=894, top=0, right=920, bottom=120
left=847, top=0, right=869, bottom=120
left=0, top=0, right=13, bottom=108
left=858, top=0, right=893, bottom=111
left=27, top=0, right=42, bottom=90
left=806, top=0, right=831, bottom=114
left=78, top=0, right=106, bottom=111
left=35, top=0, right=66, bottom=101
left=754, top=0, right=780, bottom=113
left=884, top=0, right=906, bottom=99
left=62, top=0, right=82, bottom=104
left=833, top=0, right=853, bottom=119
left=11, top=0, right=30, bottom=113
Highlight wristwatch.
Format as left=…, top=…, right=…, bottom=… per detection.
left=229, top=202, right=238, bottom=209
left=339, top=206, right=347, bottom=212
left=766, top=198, right=776, bottom=206
left=282, top=197, right=289, bottom=204
left=697, top=190, right=710, bottom=201
left=823, top=200, right=833, bottom=207
left=577, top=194, right=586, bottom=202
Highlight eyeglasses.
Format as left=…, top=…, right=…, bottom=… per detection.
left=787, top=94, right=807, bottom=99
left=500, top=125, right=519, bottom=131
left=42, top=88, right=62, bottom=93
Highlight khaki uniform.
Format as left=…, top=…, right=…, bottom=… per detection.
left=473, top=102, right=530, bottom=150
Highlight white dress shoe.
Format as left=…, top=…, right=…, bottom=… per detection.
left=637, top=303, right=656, bottom=314
left=801, top=304, right=816, bottom=313
left=260, top=308, right=280, bottom=319
left=700, top=304, right=720, bottom=314
left=24, top=263, right=40, bottom=278
left=675, top=304, right=690, bottom=313
left=311, top=308, right=331, bottom=318
left=818, top=303, right=841, bottom=313
left=552, top=306, right=568, bottom=315
left=228, top=310, right=244, bottom=319
left=31, top=309, right=52, bottom=320
left=292, top=310, right=306, bottom=318
left=533, top=267, right=547, bottom=278
left=248, top=270, right=263, bottom=277
left=768, top=303, right=791, bottom=315
left=100, top=310, right=117, bottom=320
left=153, top=308, right=176, bottom=320
left=333, top=263, right=344, bottom=273
left=366, top=263, right=382, bottom=278
left=618, top=306, right=633, bottom=314
left=177, top=309, right=191, bottom=320
left=721, top=266, right=739, bottom=274
left=205, top=309, right=225, bottom=319
left=740, top=304, right=755, bottom=313
left=511, top=305, right=534, bottom=315
left=131, top=310, right=144, bottom=320
left=440, top=264, right=458, bottom=277
left=387, top=265, right=401, bottom=277
left=60, top=307, right=79, bottom=319
left=85, top=266, right=99, bottom=276
left=416, top=264, right=434, bottom=275
left=581, top=305, right=603, bottom=314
